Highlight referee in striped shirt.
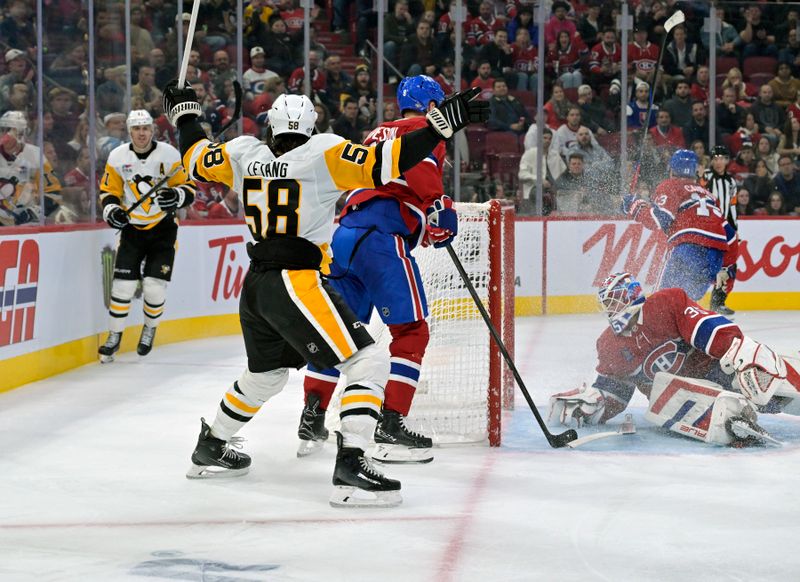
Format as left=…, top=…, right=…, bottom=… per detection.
left=701, top=145, right=737, bottom=315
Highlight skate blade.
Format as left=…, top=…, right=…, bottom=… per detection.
left=730, top=422, right=783, bottom=447
left=185, top=464, right=250, bottom=479
left=329, top=486, right=402, bottom=508
left=99, top=354, right=115, bottom=364
left=297, top=438, right=325, bottom=458
left=371, top=444, right=433, bottom=464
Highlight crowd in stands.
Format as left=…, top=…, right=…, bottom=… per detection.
left=2, top=0, right=800, bottom=224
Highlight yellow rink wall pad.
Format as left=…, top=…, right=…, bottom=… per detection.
left=0, top=314, right=241, bottom=394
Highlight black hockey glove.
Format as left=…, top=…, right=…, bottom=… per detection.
left=103, top=203, right=129, bottom=229
left=154, top=187, right=185, bottom=211
left=163, top=79, right=202, bottom=127
left=426, top=87, right=489, bottom=140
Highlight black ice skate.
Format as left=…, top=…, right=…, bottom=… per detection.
left=330, top=432, right=402, bottom=508
left=710, top=288, right=735, bottom=317
left=725, top=407, right=782, bottom=448
left=297, top=392, right=329, bottom=457
left=137, top=325, right=156, bottom=356
left=98, top=331, right=122, bottom=363
left=372, top=409, right=433, bottom=464
left=186, top=418, right=251, bottom=479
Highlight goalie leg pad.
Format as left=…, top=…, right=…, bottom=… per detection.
left=211, top=368, right=289, bottom=441
left=108, top=279, right=138, bottom=333
left=646, top=372, right=764, bottom=446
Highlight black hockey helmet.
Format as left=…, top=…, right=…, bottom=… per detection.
left=710, top=145, right=731, bottom=158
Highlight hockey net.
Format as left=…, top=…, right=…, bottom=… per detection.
left=325, top=200, right=515, bottom=446
left=404, top=200, right=515, bottom=445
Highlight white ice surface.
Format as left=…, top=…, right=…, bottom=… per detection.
left=2, top=312, right=800, bottom=582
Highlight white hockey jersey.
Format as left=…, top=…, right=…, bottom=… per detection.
left=100, top=141, right=195, bottom=230
left=0, top=143, right=61, bottom=224
left=184, top=133, right=401, bottom=248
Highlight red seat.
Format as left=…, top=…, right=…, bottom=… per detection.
left=743, top=56, right=777, bottom=80
left=488, top=152, right=522, bottom=189
left=509, top=90, right=535, bottom=108
left=748, top=72, right=773, bottom=88
left=486, top=131, right=520, bottom=154
left=722, top=133, right=736, bottom=155
left=716, top=57, right=739, bottom=76
left=563, top=87, right=579, bottom=103
left=596, top=132, right=621, bottom=158
left=466, top=126, right=489, bottom=165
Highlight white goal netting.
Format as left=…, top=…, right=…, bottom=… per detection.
left=325, top=200, right=513, bottom=445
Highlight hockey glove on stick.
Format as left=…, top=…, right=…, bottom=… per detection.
left=426, top=87, right=489, bottom=140
left=103, top=203, right=129, bottom=229
left=424, top=195, right=458, bottom=248
left=549, top=384, right=606, bottom=428
left=154, top=187, right=185, bottom=211
left=163, top=80, right=202, bottom=127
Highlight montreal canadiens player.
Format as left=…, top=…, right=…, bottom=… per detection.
left=624, top=149, right=737, bottom=301
left=549, top=272, right=800, bottom=446
left=298, top=76, right=456, bottom=463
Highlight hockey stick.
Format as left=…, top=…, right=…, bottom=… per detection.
left=565, top=414, right=636, bottom=449
left=629, top=9, right=685, bottom=193
left=445, top=244, right=578, bottom=448
left=123, top=80, right=243, bottom=218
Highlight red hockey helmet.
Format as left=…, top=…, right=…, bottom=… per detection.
left=598, top=272, right=644, bottom=334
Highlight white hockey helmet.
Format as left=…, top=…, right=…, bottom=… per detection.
left=267, top=94, right=317, bottom=137
left=0, top=110, right=28, bottom=134
left=598, top=272, right=645, bottom=335
left=126, top=109, right=153, bottom=131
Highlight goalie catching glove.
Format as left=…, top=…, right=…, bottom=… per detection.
left=163, top=80, right=202, bottom=127
left=426, top=87, right=489, bottom=140
left=549, top=384, right=606, bottom=427
left=720, top=336, right=789, bottom=406
left=424, top=195, right=458, bottom=248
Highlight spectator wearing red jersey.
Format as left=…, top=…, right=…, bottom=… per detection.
left=467, top=1, right=503, bottom=47
left=786, top=89, right=800, bottom=124
left=649, top=109, right=685, bottom=150
left=629, top=24, right=659, bottom=85
left=511, top=28, right=538, bottom=91
left=691, top=65, right=710, bottom=105
left=288, top=50, right=327, bottom=95
left=470, top=61, right=496, bottom=100
left=435, top=58, right=467, bottom=95
left=544, top=84, right=574, bottom=131
left=279, top=0, right=308, bottom=35
left=544, top=1, right=576, bottom=49
left=62, top=147, right=93, bottom=220
left=589, top=28, right=621, bottom=87
left=547, top=30, right=586, bottom=89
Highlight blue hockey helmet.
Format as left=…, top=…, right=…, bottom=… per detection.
left=598, top=272, right=645, bottom=334
left=669, top=149, right=698, bottom=178
left=397, top=75, right=445, bottom=113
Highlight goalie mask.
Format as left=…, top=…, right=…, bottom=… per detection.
left=268, top=94, right=317, bottom=138
left=0, top=110, right=28, bottom=145
left=598, top=272, right=645, bottom=335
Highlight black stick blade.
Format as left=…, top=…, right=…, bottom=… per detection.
left=548, top=429, right=579, bottom=448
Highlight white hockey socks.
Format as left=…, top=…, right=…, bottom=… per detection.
left=337, top=343, right=389, bottom=450
left=108, top=279, right=138, bottom=333
left=142, top=276, right=167, bottom=328
left=210, top=368, right=289, bottom=441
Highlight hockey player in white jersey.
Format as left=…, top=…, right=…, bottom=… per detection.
left=163, top=81, right=488, bottom=507
left=0, top=110, right=63, bottom=225
left=97, top=109, right=197, bottom=361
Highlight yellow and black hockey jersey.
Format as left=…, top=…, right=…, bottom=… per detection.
left=100, top=141, right=196, bottom=230
left=0, top=143, right=61, bottom=224
left=183, top=133, right=402, bottom=249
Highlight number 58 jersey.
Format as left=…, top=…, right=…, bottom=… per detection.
left=184, top=133, right=402, bottom=248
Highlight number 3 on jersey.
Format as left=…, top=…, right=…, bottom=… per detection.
left=243, top=177, right=302, bottom=240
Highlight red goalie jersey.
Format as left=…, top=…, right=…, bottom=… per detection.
left=340, top=116, right=446, bottom=248
left=594, top=288, right=743, bottom=420
left=630, top=177, right=734, bottom=252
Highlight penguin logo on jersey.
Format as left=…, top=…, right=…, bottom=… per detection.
left=130, top=174, right=156, bottom=213
left=642, top=340, right=687, bottom=380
